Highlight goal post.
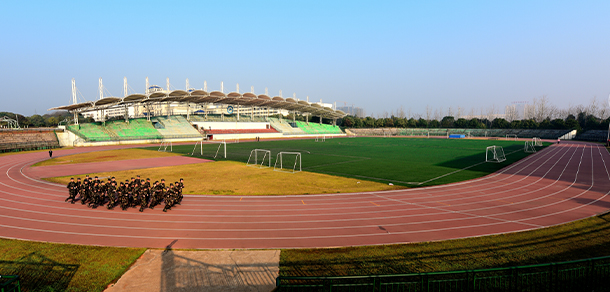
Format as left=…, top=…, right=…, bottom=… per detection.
left=524, top=141, right=536, bottom=153
left=486, top=146, right=506, bottom=163
left=247, top=149, right=271, bottom=168
left=191, top=140, right=226, bottom=159
left=533, top=137, right=543, bottom=147
left=274, top=152, right=302, bottom=173
left=505, top=134, right=517, bottom=141
left=315, top=135, right=325, bottom=142
left=158, top=140, right=172, bottom=152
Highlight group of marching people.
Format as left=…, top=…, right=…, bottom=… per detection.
left=65, top=175, right=184, bottom=212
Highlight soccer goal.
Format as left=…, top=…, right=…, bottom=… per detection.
left=533, top=137, right=543, bottom=147
left=524, top=141, right=536, bottom=153
left=315, top=135, right=325, bottom=142
left=274, top=152, right=302, bottom=173
left=247, top=149, right=271, bottom=168
left=158, top=140, right=172, bottom=152
left=486, top=146, right=506, bottom=163
left=191, top=140, right=226, bottom=159
left=505, top=134, right=518, bottom=141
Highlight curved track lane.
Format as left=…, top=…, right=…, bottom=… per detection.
left=1, top=141, right=609, bottom=249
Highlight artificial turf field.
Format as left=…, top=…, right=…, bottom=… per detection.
left=148, top=137, right=544, bottom=187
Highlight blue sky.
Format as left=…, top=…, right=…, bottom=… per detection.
left=1, top=1, right=609, bottom=117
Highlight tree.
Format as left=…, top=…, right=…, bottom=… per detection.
left=407, top=118, right=417, bottom=128
left=539, top=118, right=551, bottom=129
left=395, top=118, right=406, bottom=128
left=417, top=118, right=427, bottom=128
left=454, top=118, right=468, bottom=128
left=384, top=118, right=394, bottom=127
left=46, top=116, right=59, bottom=127
left=440, top=116, right=455, bottom=128
left=550, top=119, right=565, bottom=129
left=375, top=118, right=385, bottom=128
left=342, top=116, right=354, bottom=127
left=510, top=120, right=522, bottom=129
left=429, top=120, right=440, bottom=128
left=29, top=114, right=45, bottom=127
left=492, top=118, right=510, bottom=129
left=565, top=119, right=580, bottom=130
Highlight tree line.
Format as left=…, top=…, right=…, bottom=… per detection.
left=339, top=112, right=609, bottom=132
left=0, top=111, right=93, bottom=128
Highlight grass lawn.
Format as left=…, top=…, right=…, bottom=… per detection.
left=146, top=137, right=544, bottom=186
left=43, top=161, right=401, bottom=195
left=280, top=212, right=610, bottom=277
left=33, top=148, right=180, bottom=167
left=0, top=238, right=145, bottom=292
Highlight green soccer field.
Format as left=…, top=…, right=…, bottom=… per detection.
left=145, top=137, right=546, bottom=187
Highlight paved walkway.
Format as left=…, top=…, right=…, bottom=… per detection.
left=105, top=249, right=279, bottom=292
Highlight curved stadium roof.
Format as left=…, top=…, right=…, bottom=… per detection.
left=50, top=89, right=346, bottom=119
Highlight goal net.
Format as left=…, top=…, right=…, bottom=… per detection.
left=486, top=146, right=506, bottom=163
left=524, top=141, right=536, bottom=153
left=274, top=152, right=302, bottom=173
left=505, top=134, right=518, bottom=141
left=315, top=135, right=325, bottom=142
left=533, top=137, right=543, bottom=147
left=158, top=140, right=173, bottom=152
left=191, top=140, right=226, bottom=159
left=247, top=149, right=271, bottom=168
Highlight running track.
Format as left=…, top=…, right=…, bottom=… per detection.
left=1, top=141, right=609, bottom=249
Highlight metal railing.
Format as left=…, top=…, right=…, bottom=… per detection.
left=0, top=275, right=20, bottom=292
left=276, top=255, right=610, bottom=292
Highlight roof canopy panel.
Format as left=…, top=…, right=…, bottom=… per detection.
left=94, top=97, right=121, bottom=106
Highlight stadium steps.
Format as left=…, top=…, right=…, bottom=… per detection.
left=152, top=116, right=202, bottom=139
left=268, top=118, right=304, bottom=135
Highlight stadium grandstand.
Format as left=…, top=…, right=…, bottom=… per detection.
left=48, top=78, right=348, bottom=146
left=349, top=128, right=576, bottom=140
left=0, top=128, right=60, bottom=153
left=575, top=130, right=609, bottom=142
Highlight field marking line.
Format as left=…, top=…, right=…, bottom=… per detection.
left=416, top=149, right=524, bottom=185
left=303, top=158, right=371, bottom=170
left=373, top=193, right=543, bottom=228
left=370, top=201, right=379, bottom=206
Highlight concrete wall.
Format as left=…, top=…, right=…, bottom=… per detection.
left=191, top=122, right=270, bottom=130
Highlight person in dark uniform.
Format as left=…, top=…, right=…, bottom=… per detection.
left=163, top=185, right=175, bottom=212
left=175, top=179, right=184, bottom=205
left=66, top=178, right=77, bottom=203
left=49, top=150, right=53, bottom=158
left=74, top=178, right=82, bottom=204
left=107, top=181, right=117, bottom=210
left=81, top=178, right=90, bottom=205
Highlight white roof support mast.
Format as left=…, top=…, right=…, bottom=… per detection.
left=72, top=78, right=78, bottom=125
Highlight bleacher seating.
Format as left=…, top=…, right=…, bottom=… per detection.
left=151, top=116, right=202, bottom=139
left=67, top=119, right=164, bottom=141
left=0, top=129, right=60, bottom=152
left=294, top=121, right=343, bottom=135
left=203, top=128, right=279, bottom=135
left=268, top=118, right=305, bottom=135
left=351, top=128, right=571, bottom=139
left=576, top=130, right=608, bottom=142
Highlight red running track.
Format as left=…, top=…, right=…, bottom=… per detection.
left=1, top=141, right=609, bottom=249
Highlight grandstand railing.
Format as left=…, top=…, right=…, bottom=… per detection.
left=0, top=275, right=20, bottom=292
left=276, top=255, right=610, bottom=292
left=71, top=134, right=202, bottom=143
